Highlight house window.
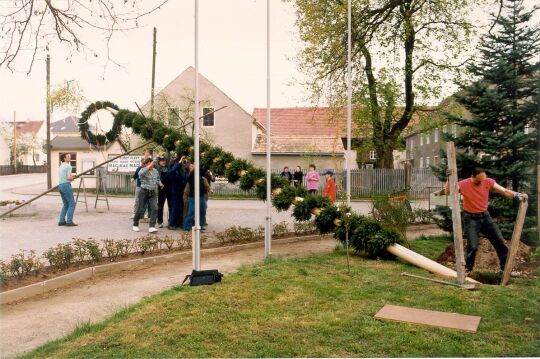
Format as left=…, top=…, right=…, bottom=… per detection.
left=420, top=157, right=424, bottom=168
left=452, top=124, right=457, bottom=137
left=410, top=138, right=414, bottom=149
left=434, top=128, right=439, bottom=143
left=420, top=134, right=423, bottom=146
left=426, top=156, right=430, bottom=167
left=524, top=124, right=530, bottom=134
left=410, top=150, right=414, bottom=160
left=59, top=153, right=77, bottom=173
left=369, top=150, right=377, bottom=160
left=426, top=132, right=430, bottom=145
left=203, top=107, right=215, bottom=127
left=167, top=107, right=179, bottom=127
left=434, top=155, right=439, bottom=165
left=442, top=125, right=447, bottom=134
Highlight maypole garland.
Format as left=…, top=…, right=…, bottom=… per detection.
left=79, top=102, right=404, bottom=258
left=79, top=101, right=122, bottom=147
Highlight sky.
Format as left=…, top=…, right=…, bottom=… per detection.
left=0, top=0, right=308, bottom=123
left=0, top=0, right=538, bottom=125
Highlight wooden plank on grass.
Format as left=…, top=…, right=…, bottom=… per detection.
left=374, top=304, right=481, bottom=333
left=501, top=199, right=528, bottom=286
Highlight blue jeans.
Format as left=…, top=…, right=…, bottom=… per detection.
left=58, top=182, right=76, bottom=224
left=183, top=196, right=206, bottom=230
left=463, top=211, right=508, bottom=271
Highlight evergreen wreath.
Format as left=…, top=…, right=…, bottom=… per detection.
left=79, top=101, right=121, bottom=147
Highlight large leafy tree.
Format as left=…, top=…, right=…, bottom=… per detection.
left=437, top=0, right=539, bottom=244
left=289, top=0, right=480, bottom=168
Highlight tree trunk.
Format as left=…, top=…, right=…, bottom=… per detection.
left=375, top=147, right=394, bottom=169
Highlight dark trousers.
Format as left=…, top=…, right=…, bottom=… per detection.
left=463, top=211, right=508, bottom=271
left=157, top=189, right=170, bottom=225
left=133, top=188, right=158, bottom=227
left=308, top=189, right=317, bottom=195
left=168, top=192, right=184, bottom=228
left=183, top=196, right=206, bottom=231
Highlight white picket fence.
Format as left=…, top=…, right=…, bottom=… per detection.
left=105, top=167, right=443, bottom=199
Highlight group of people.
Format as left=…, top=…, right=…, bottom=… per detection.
left=280, top=164, right=336, bottom=203
left=131, top=155, right=214, bottom=233
left=58, top=153, right=528, bottom=276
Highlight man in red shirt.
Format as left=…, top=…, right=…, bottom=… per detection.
left=441, top=167, right=528, bottom=272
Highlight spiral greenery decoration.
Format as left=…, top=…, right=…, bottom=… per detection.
left=79, top=102, right=403, bottom=257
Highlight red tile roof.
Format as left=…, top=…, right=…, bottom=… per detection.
left=12, top=121, right=43, bottom=135
left=252, top=135, right=344, bottom=155
left=252, top=107, right=350, bottom=137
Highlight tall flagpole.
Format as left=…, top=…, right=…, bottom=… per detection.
left=193, top=0, right=201, bottom=270
left=265, top=0, right=272, bottom=258
left=346, top=0, right=352, bottom=207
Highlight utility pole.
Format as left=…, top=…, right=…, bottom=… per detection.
left=12, top=111, right=16, bottom=174
left=150, top=27, right=157, bottom=119
left=46, top=54, right=52, bottom=189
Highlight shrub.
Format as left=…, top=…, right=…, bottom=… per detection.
left=43, top=244, right=75, bottom=270
left=293, top=221, right=318, bottom=235
left=85, top=239, right=103, bottom=262
left=138, top=235, right=159, bottom=254
left=371, top=194, right=412, bottom=240
left=102, top=239, right=121, bottom=260
left=0, top=261, right=8, bottom=286
left=434, top=205, right=453, bottom=233
left=162, top=235, right=176, bottom=250
left=410, top=208, right=433, bottom=224
left=272, top=222, right=289, bottom=237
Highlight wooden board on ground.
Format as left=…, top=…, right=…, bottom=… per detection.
left=374, top=304, right=481, bottom=333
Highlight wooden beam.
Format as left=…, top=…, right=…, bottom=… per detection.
left=446, top=141, right=466, bottom=284
left=501, top=199, right=528, bottom=286
left=0, top=140, right=153, bottom=218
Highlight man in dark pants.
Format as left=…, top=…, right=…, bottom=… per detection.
left=155, top=156, right=170, bottom=228
left=167, top=156, right=188, bottom=230
left=441, top=167, right=528, bottom=273
left=133, top=158, right=163, bottom=233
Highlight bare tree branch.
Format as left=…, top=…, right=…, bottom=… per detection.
left=0, top=0, right=170, bottom=73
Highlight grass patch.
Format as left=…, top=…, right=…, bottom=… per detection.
left=24, top=237, right=539, bottom=358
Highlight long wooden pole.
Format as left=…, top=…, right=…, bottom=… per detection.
left=446, top=141, right=466, bottom=284
left=265, top=0, right=272, bottom=258
left=12, top=111, right=16, bottom=174
left=46, top=54, right=52, bottom=189
left=501, top=199, right=528, bottom=285
left=0, top=141, right=152, bottom=218
left=150, top=27, right=157, bottom=119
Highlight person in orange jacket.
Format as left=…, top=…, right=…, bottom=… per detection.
left=322, top=170, right=337, bottom=203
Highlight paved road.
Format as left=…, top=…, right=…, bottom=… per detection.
left=0, top=174, right=427, bottom=260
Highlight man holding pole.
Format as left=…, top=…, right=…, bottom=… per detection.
left=58, top=153, right=77, bottom=226
left=439, top=167, right=528, bottom=273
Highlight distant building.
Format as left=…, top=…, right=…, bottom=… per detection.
left=405, top=124, right=464, bottom=169
left=0, top=120, right=46, bottom=166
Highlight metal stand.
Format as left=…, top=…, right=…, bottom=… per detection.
left=95, top=168, right=110, bottom=210
left=75, top=177, right=89, bottom=212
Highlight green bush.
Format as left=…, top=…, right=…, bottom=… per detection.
left=314, top=205, right=340, bottom=234
left=272, top=221, right=289, bottom=237
left=371, top=194, right=412, bottom=240
left=43, top=244, right=75, bottom=270
left=434, top=205, right=454, bottom=233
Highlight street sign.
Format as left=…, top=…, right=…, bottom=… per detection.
left=106, top=155, right=142, bottom=172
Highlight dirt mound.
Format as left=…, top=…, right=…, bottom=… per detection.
left=437, top=238, right=538, bottom=278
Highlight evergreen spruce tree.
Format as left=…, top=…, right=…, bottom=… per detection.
left=435, top=0, right=539, bottom=245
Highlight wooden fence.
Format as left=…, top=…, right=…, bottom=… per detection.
left=0, top=165, right=47, bottom=176
left=104, top=167, right=443, bottom=199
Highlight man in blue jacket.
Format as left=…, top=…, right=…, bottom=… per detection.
left=166, top=155, right=188, bottom=230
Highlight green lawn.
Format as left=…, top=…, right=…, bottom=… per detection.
left=24, top=236, right=540, bottom=358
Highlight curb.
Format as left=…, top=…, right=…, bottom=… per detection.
left=0, top=234, right=328, bottom=305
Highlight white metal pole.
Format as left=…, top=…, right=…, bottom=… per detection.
left=346, top=0, right=352, bottom=207
left=265, top=0, right=272, bottom=258
left=193, top=0, right=201, bottom=270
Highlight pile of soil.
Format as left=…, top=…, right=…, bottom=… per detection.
left=437, top=238, right=538, bottom=279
